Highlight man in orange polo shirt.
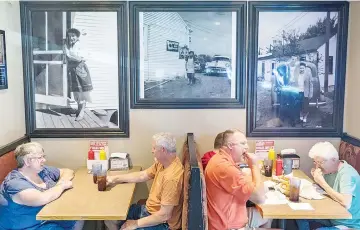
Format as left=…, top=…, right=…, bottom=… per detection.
left=105, top=132, right=183, bottom=230
left=205, top=129, right=263, bottom=230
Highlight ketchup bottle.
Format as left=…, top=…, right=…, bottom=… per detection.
left=276, top=155, right=283, bottom=176
left=88, top=148, right=95, bottom=160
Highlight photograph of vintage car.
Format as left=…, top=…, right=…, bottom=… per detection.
left=205, top=55, right=231, bottom=76
left=255, top=11, right=338, bottom=129
left=137, top=11, right=237, bottom=99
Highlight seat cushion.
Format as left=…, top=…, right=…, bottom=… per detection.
left=0, top=151, right=17, bottom=184
left=339, top=140, right=360, bottom=174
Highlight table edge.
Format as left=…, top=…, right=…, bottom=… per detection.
left=36, top=166, right=141, bottom=220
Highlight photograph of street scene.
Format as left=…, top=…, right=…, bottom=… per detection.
left=138, top=11, right=237, bottom=99
left=256, top=11, right=338, bottom=128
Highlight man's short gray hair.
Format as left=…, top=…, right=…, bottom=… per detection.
left=308, top=142, right=339, bottom=160
left=152, top=132, right=177, bottom=154
left=221, top=129, right=244, bottom=147
left=14, top=142, right=44, bottom=168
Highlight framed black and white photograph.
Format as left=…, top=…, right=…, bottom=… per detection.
left=130, top=1, right=246, bottom=109
left=21, top=1, right=129, bottom=138
left=0, top=30, right=8, bottom=90
left=247, top=1, right=349, bottom=137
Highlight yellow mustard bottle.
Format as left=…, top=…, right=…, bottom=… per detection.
left=99, top=149, right=107, bottom=160
left=268, top=147, right=276, bottom=172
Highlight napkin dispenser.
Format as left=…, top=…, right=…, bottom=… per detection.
left=109, top=152, right=130, bottom=171
left=280, top=149, right=300, bottom=169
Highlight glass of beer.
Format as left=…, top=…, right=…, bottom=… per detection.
left=97, top=170, right=107, bottom=191
left=263, top=159, right=273, bottom=177
left=289, top=177, right=301, bottom=202
left=92, top=163, right=102, bottom=184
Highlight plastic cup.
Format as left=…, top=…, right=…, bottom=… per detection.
left=289, top=177, right=301, bottom=202
left=283, top=158, right=293, bottom=175
left=264, top=159, right=273, bottom=177
left=92, top=163, right=102, bottom=184
left=97, top=170, right=107, bottom=191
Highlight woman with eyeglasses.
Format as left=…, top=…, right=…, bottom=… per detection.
left=0, top=142, right=84, bottom=230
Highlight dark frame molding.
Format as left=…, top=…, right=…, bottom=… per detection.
left=0, top=136, right=30, bottom=157
left=342, top=133, right=360, bottom=147
left=0, top=30, right=8, bottom=90
left=247, top=1, right=349, bottom=137
left=20, top=1, right=129, bottom=138
left=130, top=1, right=247, bottom=109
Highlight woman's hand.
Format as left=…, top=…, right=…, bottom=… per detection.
left=58, top=180, right=73, bottom=190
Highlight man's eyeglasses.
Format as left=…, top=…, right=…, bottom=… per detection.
left=230, top=142, right=248, bottom=146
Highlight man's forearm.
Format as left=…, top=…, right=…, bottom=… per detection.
left=250, top=165, right=262, bottom=190
left=113, top=171, right=148, bottom=184
left=137, top=212, right=168, bottom=228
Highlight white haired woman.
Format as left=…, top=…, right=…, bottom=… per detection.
left=0, top=142, right=84, bottom=230
left=296, top=141, right=360, bottom=230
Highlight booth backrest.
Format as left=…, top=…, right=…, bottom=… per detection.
left=0, top=136, right=30, bottom=184
left=339, top=133, right=360, bottom=174
left=181, top=137, right=191, bottom=230
left=181, top=133, right=208, bottom=230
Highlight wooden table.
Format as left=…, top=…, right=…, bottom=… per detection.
left=257, top=170, right=352, bottom=220
left=37, top=166, right=141, bottom=220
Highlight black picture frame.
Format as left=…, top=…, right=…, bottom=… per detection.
left=20, top=1, right=129, bottom=138
left=247, top=1, right=349, bottom=137
left=130, top=1, right=247, bottom=109
left=0, top=30, right=8, bottom=90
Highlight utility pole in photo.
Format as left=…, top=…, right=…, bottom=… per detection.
left=324, top=12, right=331, bottom=93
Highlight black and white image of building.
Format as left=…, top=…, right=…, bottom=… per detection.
left=138, top=11, right=237, bottom=99
left=0, top=33, right=4, bottom=65
left=31, top=11, right=120, bottom=129
left=256, top=11, right=338, bottom=128
left=0, top=31, right=7, bottom=90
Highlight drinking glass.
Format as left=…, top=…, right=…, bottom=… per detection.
left=97, top=170, right=107, bottom=191
left=92, top=163, right=102, bottom=184
left=264, top=159, right=273, bottom=177
left=289, top=177, right=301, bottom=202
left=283, top=158, right=293, bottom=175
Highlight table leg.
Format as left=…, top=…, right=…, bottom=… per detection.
left=279, top=219, right=286, bottom=229
left=96, top=220, right=105, bottom=230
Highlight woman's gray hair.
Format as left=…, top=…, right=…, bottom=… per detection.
left=308, top=141, right=339, bottom=160
left=152, top=132, right=177, bottom=154
left=14, top=142, right=44, bottom=168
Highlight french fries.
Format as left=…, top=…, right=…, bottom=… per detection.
left=271, top=175, right=290, bottom=196
left=271, top=175, right=289, bottom=183
left=281, top=182, right=290, bottom=190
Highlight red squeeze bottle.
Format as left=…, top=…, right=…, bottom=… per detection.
left=276, top=155, right=283, bottom=176
left=88, top=148, right=95, bottom=160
